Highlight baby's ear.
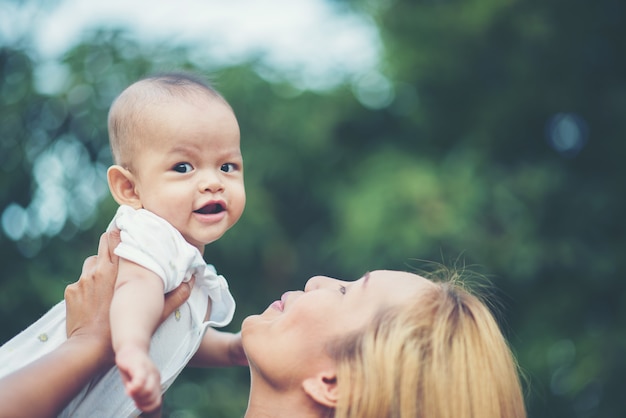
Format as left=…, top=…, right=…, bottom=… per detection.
left=302, top=370, right=338, bottom=409
left=107, top=165, right=141, bottom=208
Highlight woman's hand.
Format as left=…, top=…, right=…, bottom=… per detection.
left=64, top=230, right=120, bottom=366
left=64, top=229, right=193, bottom=368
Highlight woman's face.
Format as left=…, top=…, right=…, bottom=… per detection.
left=241, top=270, right=434, bottom=387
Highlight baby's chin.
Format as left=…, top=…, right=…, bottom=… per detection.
left=185, top=231, right=228, bottom=251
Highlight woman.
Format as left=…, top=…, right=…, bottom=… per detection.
left=0, top=231, right=526, bottom=418
left=242, top=270, right=526, bottom=418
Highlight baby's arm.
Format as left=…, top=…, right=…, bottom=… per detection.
left=188, top=328, right=248, bottom=368
left=110, top=258, right=165, bottom=413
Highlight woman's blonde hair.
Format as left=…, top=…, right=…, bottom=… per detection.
left=329, top=269, right=526, bottom=418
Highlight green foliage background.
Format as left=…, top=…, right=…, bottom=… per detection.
left=1, top=0, right=624, bottom=416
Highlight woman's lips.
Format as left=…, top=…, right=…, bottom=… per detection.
left=270, top=300, right=284, bottom=311
left=270, top=292, right=289, bottom=311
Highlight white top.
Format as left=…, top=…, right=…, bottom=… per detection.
left=0, top=205, right=236, bottom=417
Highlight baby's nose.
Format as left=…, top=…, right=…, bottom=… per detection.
left=200, top=173, right=223, bottom=193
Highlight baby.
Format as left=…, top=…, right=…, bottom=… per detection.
left=0, top=72, right=247, bottom=416
left=106, top=72, right=246, bottom=412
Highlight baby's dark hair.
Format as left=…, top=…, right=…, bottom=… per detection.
left=107, top=71, right=227, bottom=167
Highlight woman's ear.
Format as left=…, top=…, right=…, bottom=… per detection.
left=302, top=370, right=339, bottom=408
left=107, top=165, right=141, bottom=208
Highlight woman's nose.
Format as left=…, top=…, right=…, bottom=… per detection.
left=304, top=275, right=336, bottom=292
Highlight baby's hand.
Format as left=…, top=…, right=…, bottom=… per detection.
left=116, top=346, right=162, bottom=412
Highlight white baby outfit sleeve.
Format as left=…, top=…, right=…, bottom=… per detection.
left=108, top=205, right=235, bottom=325
left=110, top=205, right=204, bottom=293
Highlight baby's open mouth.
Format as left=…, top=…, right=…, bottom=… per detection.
left=195, top=203, right=224, bottom=214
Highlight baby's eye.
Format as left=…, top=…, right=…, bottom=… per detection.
left=339, top=285, right=347, bottom=295
left=173, top=163, right=193, bottom=173
left=220, top=163, right=237, bottom=173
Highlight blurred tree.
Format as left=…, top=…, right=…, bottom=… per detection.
left=344, top=0, right=626, bottom=416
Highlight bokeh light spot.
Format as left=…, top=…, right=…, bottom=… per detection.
left=1, top=203, right=28, bottom=241
left=546, top=112, right=588, bottom=157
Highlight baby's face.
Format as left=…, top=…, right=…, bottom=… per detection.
left=129, top=94, right=245, bottom=252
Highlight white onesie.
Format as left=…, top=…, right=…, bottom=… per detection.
left=0, top=205, right=236, bottom=417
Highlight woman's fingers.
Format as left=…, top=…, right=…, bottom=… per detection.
left=105, top=228, right=121, bottom=264
left=81, top=255, right=97, bottom=276
left=65, top=254, right=96, bottom=301
left=65, top=232, right=116, bottom=340
left=161, top=277, right=194, bottom=323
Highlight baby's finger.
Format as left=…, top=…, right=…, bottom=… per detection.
left=137, top=384, right=162, bottom=414
left=140, top=406, right=163, bottom=418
